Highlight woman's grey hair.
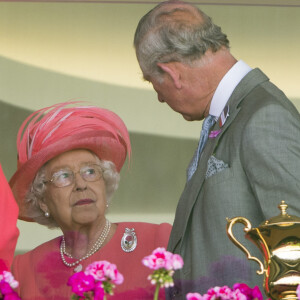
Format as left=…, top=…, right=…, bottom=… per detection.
left=134, top=1, right=229, bottom=78
left=25, top=155, right=120, bottom=229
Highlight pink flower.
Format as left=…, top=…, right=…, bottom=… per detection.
left=0, top=271, right=20, bottom=299
left=186, top=284, right=263, bottom=300
left=233, top=283, right=263, bottom=300
left=0, top=271, right=19, bottom=291
left=142, top=247, right=183, bottom=271
left=85, top=261, right=107, bottom=281
left=171, top=254, right=184, bottom=270
left=68, top=261, right=123, bottom=298
left=94, top=281, right=105, bottom=300
left=297, top=285, right=300, bottom=300
left=0, top=281, right=13, bottom=295
left=201, top=285, right=246, bottom=300
left=1, top=271, right=19, bottom=289
left=186, top=292, right=203, bottom=300
left=85, top=260, right=124, bottom=285
left=67, top=271, right=95, bottom=297
left=142, top=247, right=172, bottom=270
left=142, top=247, right=184, bottom=291
left=102, top=262, right=124, bottom=285
left=2, top=291, right=21, bottom=300
left=231, top=289, right=248, bottom=300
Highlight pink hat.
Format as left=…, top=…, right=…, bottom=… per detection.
left=9, top=102, right=131, bottom=222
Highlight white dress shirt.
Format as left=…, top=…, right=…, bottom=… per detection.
left=209, top=60, right=252, bottom=118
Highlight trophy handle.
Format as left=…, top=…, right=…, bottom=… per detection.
left=226, top=217, right=265, bottom=275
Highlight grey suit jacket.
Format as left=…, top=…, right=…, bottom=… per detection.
left=167, top=69, right=300, bottom=299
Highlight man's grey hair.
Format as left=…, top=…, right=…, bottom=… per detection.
left=134, top=1, right=229, bottom=78
left=25, top=155, right=120, bottom=229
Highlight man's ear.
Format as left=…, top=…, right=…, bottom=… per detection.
left=157, top=62, right=182, bottom=89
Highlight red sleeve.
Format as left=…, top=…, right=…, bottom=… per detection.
left=0, top=164, right=19, bottom=271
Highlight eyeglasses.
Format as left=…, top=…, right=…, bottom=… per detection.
left=44, top=164, right=103, bottom=188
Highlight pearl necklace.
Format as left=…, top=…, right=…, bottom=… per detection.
left=60, top=219, right=111, bottom=272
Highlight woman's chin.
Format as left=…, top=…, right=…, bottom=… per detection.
left=71, top=211, right=101, bottom=226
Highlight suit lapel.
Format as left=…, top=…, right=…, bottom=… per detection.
left=168, top=68, right=270, bottom=252
left=201, top=68, right=270, bottom=161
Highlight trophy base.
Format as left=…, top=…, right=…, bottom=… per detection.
left=280, top=291, right=298, bottom=300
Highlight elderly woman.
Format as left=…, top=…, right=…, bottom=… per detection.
left=10, top=102, right=172, bottom=299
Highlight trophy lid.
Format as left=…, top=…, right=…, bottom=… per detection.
left=261, top=201, right=300, bottom=226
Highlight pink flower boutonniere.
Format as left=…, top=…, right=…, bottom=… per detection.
left=68, top=260, right=123, bottom=300
left=209, top=130, right=222, bottom=138
left=142, top=247, right=184, bottom=300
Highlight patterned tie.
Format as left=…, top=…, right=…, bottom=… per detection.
left=187, top=114, right=217, bottom=181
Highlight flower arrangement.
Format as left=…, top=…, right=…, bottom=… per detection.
left=142, top=247, right=184, bottom=300
left=67, top=260, right=123, bottom=300
left=186, top=283, right=263, bottom=300
left=0, top=270, right=20, bottom=300
left=6, top=247, right=300, bottom=300
left=66, top=248, right=300, bottom=300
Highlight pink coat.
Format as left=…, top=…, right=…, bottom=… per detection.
left=13, top=222, right=172, bottom=299
left=0, top=164, right=19, bottom=271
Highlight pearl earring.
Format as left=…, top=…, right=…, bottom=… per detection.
left=45, top=211, right=50, bottom=218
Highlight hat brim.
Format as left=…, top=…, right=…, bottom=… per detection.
left=9, top=131, right=126, bottom=222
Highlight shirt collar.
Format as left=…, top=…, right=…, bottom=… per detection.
left=209, top=60, right=252, bottom=118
